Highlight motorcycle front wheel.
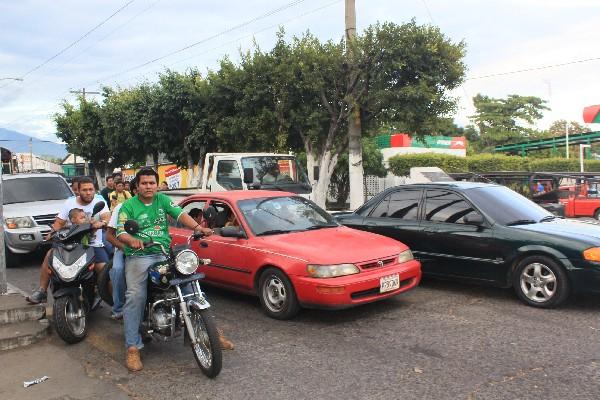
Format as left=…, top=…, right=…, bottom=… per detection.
left=187, top=308, right=222, bottom=378
left=54, top=296, right=88, bottom=344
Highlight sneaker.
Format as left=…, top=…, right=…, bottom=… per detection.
left=26, top=288, right=47, bottom=304
left=110, top=312, right=123, bottom=320
left=126, top=347, right=143, bottom=372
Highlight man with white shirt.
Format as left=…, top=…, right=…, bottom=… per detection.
left=26, top=177, right=111, bottom=304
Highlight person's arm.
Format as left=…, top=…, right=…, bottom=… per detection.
left=106, top=227, right=124, bottom=251
left=179, top=213, right=213, bottom=236
left=115, top=204, right=144, bottom=249
left=46, top=217, right=67, bottom=240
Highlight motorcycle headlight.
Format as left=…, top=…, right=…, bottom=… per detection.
left=398, top=249, right=414, bottom=264
left=53, top=253, right=88, bottom=282
left=307, top=263, right=359, bottom=278
left=5, top=216, right=35, bottom=229
left=175, top=250, right=199, bottom=275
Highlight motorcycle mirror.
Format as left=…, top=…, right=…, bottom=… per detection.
left=92, top=201, right=105, bottom=216
left=203, top=206, right=218, bottom=224
left=124, top=220, right=140, bottom=234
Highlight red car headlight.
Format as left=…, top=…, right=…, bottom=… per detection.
left=307, top=264, right=359, bottom=278
left=398, top=249, right=414, bottom=264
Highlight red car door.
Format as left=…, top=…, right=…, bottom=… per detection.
left=201, top=199, right=255, bottom=292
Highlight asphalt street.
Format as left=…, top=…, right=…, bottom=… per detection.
left=7, top=251, right=600, bottom=400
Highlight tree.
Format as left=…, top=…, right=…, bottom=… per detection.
left=55, top=97, right=125, bottom=182
left=469, top=94, right=550, bottom=149
left=329, top=137, right=387, bottom=207
left=547, top=119, right=587, bottom=137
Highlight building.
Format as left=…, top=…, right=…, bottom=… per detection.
left=15, top=153, right=62, bottom=173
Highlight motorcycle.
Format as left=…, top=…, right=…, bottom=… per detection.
left=100, top=219, right=223, bottom=378
left=48, top=201, right=106, bottom=344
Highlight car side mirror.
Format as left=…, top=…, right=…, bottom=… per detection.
left=218, top=226, right=247, bottom=239
left=464, top=213, right=484, bottom=226
left=243, top=168, right=254, bottom=184
left=124, top=220, right=139, bottom=234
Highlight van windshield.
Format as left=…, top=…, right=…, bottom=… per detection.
left=3, top=176, right=72, bottom=204
left=241, top=156, right=310, bottom=189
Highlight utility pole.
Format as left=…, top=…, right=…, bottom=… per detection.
left=29, top=137, right=33, bottom=171
left=565, top=121, right=570, bottom=159
left=0, top=164, right=6, bottom=294
left=346, top=0, right=365, bottom=210
left=69, top=88, right=100, bottom=101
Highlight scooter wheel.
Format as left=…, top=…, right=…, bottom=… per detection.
left=53, top=296, right=88, bottom=344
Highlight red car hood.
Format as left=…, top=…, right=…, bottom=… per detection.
left=254, top=226, right=407, bottom=264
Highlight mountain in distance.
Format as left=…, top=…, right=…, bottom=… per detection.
left=0, top=128, right=67, bottom=158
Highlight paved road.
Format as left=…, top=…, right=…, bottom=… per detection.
left=8, top=252, right=600, bottom=400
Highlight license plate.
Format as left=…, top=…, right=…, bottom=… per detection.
left=380, top=273, right=400, bottom=293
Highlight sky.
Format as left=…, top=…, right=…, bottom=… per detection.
left=1, top=0, right=599, bottom=143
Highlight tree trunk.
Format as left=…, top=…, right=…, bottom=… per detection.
left=312, top=150, right=339, bottom=209
left=94, top=167, right=104, bottom=190
left=348, top=108, right=364, bottom=209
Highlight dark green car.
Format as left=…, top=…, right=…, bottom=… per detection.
left=336, top=182, right=600, bottom=308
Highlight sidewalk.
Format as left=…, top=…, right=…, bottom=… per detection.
left=1, top=283, right=131, bottom=400
left=0, top=337, right=130, bottom=400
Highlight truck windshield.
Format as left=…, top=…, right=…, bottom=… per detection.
left=241, top=156, right=310, bottom=187
left=3, top=176, right=72, bottom=204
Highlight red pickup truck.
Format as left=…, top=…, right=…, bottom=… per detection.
left=559, top=184, right=600, bottom=219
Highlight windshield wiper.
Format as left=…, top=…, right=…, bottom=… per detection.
left=256, top=229, right=293, bottom=236
left=304, top=224, right=338, bottom=231
left=539, top=215, right=561, bottom=222
left=506, top=219, right=537, bottom=226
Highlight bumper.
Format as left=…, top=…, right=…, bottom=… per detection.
left=293, top=259, right=422, bottom=309
left=4, top=227, right=50, bottom=254
left=568, top=260, right=600, bottom=295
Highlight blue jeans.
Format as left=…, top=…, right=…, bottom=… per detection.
left=109, top=249, right=126, bottom=315
left=124, top=254, right=166, bottom=349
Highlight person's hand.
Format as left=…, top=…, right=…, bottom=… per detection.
left=195, top=227, right=213, bottom=237
left=92, top=221, right=106, bottom=230
left=129, top=239, right=144, bottom=249
left=44, top=231, right=54, bottom=241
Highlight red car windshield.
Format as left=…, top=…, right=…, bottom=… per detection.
left=237, top=196, right=337, bottom=236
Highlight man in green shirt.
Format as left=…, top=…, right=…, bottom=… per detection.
left=116, top=168, right=213, bottom=372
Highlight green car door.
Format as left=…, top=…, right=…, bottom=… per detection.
left=417, top=189, right=502, bottom=282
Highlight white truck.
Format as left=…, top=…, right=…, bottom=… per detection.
left=168, top=152, right=314, bottom=201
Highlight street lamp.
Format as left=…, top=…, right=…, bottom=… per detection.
left=580, top=144, right=591, bottom=172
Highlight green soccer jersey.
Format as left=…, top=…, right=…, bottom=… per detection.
left=116, top=192, right=183, bottom=256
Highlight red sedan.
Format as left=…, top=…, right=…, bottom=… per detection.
left=169, top=191, right=421, bottom=319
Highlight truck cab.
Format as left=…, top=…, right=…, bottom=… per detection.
left=200, top=153, right=313, bottom=199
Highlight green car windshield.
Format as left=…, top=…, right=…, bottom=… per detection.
left=466, top=186, right=553, bottom=225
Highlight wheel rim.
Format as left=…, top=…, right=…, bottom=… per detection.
left=65, top=297, right=86, bottom=336
left=520, top=263, right=557, bottom=303
left=190, top=311, right=212, bottom=369
left=262, top=275, right=287, bottom=313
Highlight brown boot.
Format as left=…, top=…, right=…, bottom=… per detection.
left=126, top=347, right=143, bottom=371
left=218, top=329, right=234, bottom=350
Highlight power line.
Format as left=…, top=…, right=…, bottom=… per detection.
left=92, top=0, right=308, bottom=85
left=466, top=56, right=600, bottom=80
left=18, top=0, right=160, bottom=91
left=0, top=0, right=136, bottom=90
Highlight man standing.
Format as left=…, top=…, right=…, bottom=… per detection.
left=100, top=175, right=115, bottom=204
left=26, top=177, right=110, bottom=303
left=116, top=168, right=214, bottom=371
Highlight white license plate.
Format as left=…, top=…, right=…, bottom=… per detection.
left=380, top=273, right=400, bottom=293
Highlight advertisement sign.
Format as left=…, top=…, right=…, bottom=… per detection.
left=164, top=166, right=181, bottom=189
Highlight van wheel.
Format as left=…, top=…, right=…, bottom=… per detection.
left=513, top=255, right=569, bottom=308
